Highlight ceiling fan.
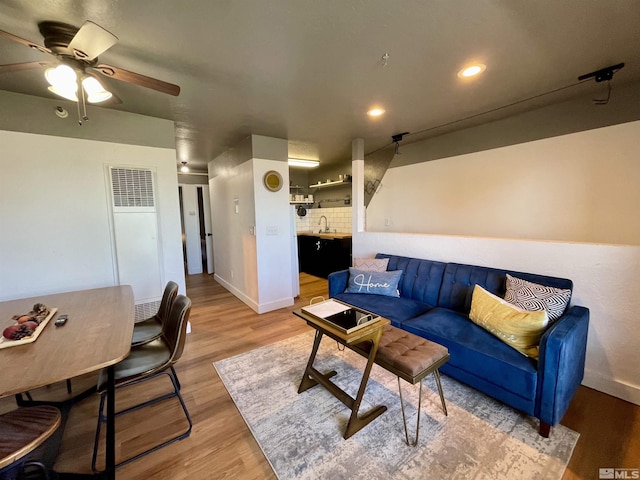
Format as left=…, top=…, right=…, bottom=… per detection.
left=0, top=20, right=180, bottom=121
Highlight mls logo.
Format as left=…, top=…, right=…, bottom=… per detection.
left=600, top=468, right=640, bottom=479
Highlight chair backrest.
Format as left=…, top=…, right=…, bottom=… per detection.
left=163, top=294, right=192, bottom=365
left=158, top=281, right=179, bottom=324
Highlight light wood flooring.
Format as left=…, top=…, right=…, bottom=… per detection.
left=1, top=273, right=638, bottom=479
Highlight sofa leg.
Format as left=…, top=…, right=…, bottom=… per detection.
left=539, top=421, right=551, bottom=438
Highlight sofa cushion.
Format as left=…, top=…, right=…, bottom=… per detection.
left=504, top=274, right=571, bottom=322
left=469, top=285, right=548, bottom=359
left=333, top=292, right=432, bottom=327
left=437, top=262, right=574, bottom=314
left=353, top=257, right=389, bottom=272
left=345, top=268, right=402, bottom=297
left=375, top=254, right=446, bottom=306
left=402, top=307, right=538, bottom=401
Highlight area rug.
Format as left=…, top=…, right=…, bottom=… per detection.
left=213, top=332, right=578, bottom=480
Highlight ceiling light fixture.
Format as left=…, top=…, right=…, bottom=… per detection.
left=288, top=158, right=319, bottom=168
left=180, top=161, right=189, bottom=173
left=367, top=108, right=385, bottom=117
left=457, top=64, right=486, bottom=78
left=45, top=65, right=112, bottom=103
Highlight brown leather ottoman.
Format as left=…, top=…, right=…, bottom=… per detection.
left=350, top=324, right=450, bottom=445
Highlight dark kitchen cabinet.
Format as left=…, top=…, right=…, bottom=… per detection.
left=297, top=235, right=351, bottom=278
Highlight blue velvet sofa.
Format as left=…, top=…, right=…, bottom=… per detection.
left=328, top=253, right=589, bottom=437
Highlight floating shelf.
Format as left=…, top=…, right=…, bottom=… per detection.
left=309, top=179, right=351, bottom=189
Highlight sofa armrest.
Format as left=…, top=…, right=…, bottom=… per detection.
left=328, top=269, right=349, bottom=297
left=536, top=305, right=589, bottom=427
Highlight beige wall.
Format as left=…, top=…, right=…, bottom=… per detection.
left=367, top=120, right=640, bottom=245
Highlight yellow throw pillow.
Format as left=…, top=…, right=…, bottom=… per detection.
left=469, top=285, right=548, bottom=360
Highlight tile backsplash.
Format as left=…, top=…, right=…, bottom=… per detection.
left=295, top=207, right=352, bottom=234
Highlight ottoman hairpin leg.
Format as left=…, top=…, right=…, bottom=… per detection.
left=397, top=368, right=448, bottom=446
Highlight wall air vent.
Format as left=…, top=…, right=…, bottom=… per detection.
left=111, top=167, right=155, bottom=208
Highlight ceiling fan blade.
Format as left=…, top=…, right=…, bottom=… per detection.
left=94, top=64, right=180, bottom=96
left=68, top=21, right=118, bottom=61
left=0, top=61, right=53, bottom=75
left=0, top=28, right=51, bottom=55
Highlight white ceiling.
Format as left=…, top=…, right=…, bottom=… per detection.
left=1, top=1, right=639, bottom=173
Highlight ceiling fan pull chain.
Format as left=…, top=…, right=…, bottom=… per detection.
left=76, top=75, right=89, bottom=125
left=76, top=90, right=83, bottom=125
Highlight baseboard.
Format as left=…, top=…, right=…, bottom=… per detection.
left=583, top=369, right=640, bottom=406
left=213, top=274, right=294, bottom=314
left=256, top=296, right=294, bottom=314
left=214, top=274, right=259, bottom=312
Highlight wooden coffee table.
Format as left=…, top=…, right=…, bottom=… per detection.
left=294, top=306, right=390, bottom=439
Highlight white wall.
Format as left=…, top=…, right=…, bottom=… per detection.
left=368, top=121, right=640, bottom=245
left=210, top=160, right=258, bottom=305
left=354, top=122, right=640, bottom=406
left=0, top=129, right=185, bottom=301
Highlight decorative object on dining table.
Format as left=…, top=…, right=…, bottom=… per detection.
left=1, top=304, right=57, bottom=348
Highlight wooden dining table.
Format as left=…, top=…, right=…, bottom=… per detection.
left=0, top=285, right=135, bottom=480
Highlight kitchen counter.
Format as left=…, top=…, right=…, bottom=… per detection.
left=298, top=232, right=352, bottom=239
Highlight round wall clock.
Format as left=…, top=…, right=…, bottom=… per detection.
left=263, top=170, right=283, bottom=192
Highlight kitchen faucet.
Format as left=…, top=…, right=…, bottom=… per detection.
left=319, top=215, right=330, bottom=233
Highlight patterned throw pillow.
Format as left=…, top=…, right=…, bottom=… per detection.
left=504, top=274, right=571, bottom=322
left=353, top=257, right=389, bottom=272
left=469, top=285, right=549, bottom=359
left=345, top=268, right=402, bottom=297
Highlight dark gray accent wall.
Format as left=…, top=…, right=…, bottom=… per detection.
left=208, top=135, right=253, bottom=179
left=364, top=146, right=395, bottom=207
left=308, top=163, right=352, bottom=208
left=208, top=134, right=288, bottom=179
left=0, top=90, right=176, bottom=148
left=390, top=80, right=640, bottom=169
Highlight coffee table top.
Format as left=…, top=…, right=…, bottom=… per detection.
left=294, top=307, right=389, bottom=344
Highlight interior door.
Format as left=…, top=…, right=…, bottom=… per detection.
left=200, top=186, right=214, bottom=274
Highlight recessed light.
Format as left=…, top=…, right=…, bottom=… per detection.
left=457, top=64, right=486, bottom=78
left=367, top=108, right=385, bottom=117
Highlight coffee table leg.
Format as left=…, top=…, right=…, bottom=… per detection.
left=298, top=331, right=326, bottom=393
left=343, top=328, right=387, bottom=439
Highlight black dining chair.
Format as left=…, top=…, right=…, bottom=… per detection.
left=0, top=406, right=62, bottom=480
left=131, top=281, right=179, bottom=347
left=91, top=294, right=192, bottom=472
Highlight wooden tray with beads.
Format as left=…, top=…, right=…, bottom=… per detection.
left=0, top=308, right=57, bottom=350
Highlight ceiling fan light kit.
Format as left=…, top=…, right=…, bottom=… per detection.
left=44, top=64, right=112, bottom=103
left=0, top=19, right=181, bottom=124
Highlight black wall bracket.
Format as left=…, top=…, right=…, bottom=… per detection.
left=578, top=63, right=625, bottom=83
